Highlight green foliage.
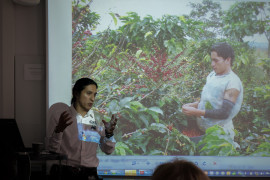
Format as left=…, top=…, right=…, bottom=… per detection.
left=223, top=2, right=270, bottom=47
left=250, top=125, right=270, bottom=157
left=115, top=123, right=196, bottom=155
left=72, top=0, right=101, bottom=80
left=184, top=0, right=224, bottom=39
left=115, top=142, right=134, bottom=155
left=253, top=85, right=270, bottom=125
left=205, top=101, right=213, bottom=110
left=251, top=142, right=270, bottom=157
left=197, top=125, right=240, bottom=156
left=104, top=12, right=190, bottom=52
left=257, top=57, right=270, bottom=76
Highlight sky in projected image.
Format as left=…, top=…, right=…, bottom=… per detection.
left=91, top=0, right=267, bottom=43
left=72, top=0, right=270, bottom=157
left=90, top=0, right=202, bottom=31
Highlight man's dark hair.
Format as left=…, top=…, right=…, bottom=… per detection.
left=71, top=78, right=98, bottom=104
left=211, top=42, right=235, bottom=66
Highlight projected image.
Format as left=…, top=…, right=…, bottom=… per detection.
left=72, top=0, right=270, bottom=157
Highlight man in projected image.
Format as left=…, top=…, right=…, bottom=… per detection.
left=47, top=78, right=117, bottom=180
left=182, top=42, right=243, bottom=139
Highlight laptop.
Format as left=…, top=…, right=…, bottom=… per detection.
left=1, top=118, right=26, bottom=152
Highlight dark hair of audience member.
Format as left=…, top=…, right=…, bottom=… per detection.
left=151, top=159, right=210, bottom=180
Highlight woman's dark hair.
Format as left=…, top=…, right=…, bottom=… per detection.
left=71, top=78, right=98, bottom=104
left=152, top=159, right=210, bottom=180
left=211, top=42, right=235, bottom=66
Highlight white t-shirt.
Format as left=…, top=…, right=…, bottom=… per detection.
left=196, top=70, right=243, bottom=138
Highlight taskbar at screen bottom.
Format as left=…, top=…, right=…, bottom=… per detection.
left=97, top=155, right=270, bottom=177
left=98, top=169, right=270, bottom=177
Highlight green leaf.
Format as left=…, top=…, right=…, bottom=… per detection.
left=138, top=113, right=150, bottom=127
left=150, top=123, right=167, bottom=133
left=108, top=100, right=120, bottom=114
left=119, top=97, right=133, bottom=107
left=130, top=101, right=144, bottom=109
left=109, top=12, right=118, bottom=26
left=205, top=101, right=213, bottom=110
left=148, top=150, right=164, bottom=155
left=179, top=15, right=186, bottom=23
left=135, top=50, right=142, bottom=58
left=144, top=31, right=153, bottom=39
left=147, top=110, right=160, bottom=123
left=148, top=106, right=163, bottom=115
left=203, top=54, right=210, bottom=63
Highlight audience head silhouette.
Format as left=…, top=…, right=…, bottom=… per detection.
left=152, top=159, right=210, bottom=180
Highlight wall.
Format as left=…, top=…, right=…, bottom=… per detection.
left=1, top=0, right=15, bottom=118
left=0, top=0, right=46, bottom=147
left=0, top=0, right=2, bottom=117
left=46, top=0, right=72, bottom=109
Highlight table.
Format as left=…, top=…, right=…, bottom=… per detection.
left=17, top=151, right=67, bottom=180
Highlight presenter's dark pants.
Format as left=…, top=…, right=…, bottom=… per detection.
left=50, top=164, right=102, bottom=180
